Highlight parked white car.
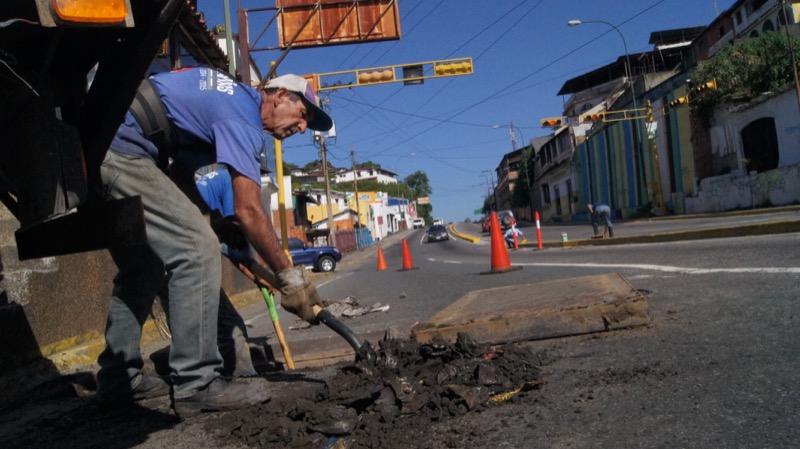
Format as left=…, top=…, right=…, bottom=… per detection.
left=412, top=218, right=425, bottom=229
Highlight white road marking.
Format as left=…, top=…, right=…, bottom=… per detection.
left=516, top=262, right=800, bottom=274
left=245, top=311, right=270, bottom=325
left=317, top=271, right=352, bottom=288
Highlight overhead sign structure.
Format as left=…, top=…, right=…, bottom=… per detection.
left=301, top=57, right=474, bottom=92
left=581, top=107, right=650, bottom=123
left=275, top=0, right=401, bottom=49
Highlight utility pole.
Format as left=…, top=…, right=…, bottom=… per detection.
left=222, top=0, right=235, bottom=76
left=647, top=100, right=666, bottom=214
left=569, top=19, right=647, bottom=206
left=318, top=136, right=337, bottom=248
left=482, top=169, right=498, bottom=211
left=351, top=146, right=362, bottom=250
left=268, top=62, right=291, bottom=256
left=509, top=121, right=518, bottom=151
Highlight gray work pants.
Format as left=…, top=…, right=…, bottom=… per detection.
left=157, top=287, right=257, bottom=378
left=97, top=150, right=222, bottom=399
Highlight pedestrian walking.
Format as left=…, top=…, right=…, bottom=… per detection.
left=95, top=68, right=332, bottom=415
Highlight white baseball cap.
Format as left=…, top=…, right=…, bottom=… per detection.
left=266, top=74, right=333, bottom=131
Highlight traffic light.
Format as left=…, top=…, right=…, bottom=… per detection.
left=402, top=64, right=424, bottom=85
left=434, top=60, right=473, bottom=76
left=357, top=69, right=395, bottom=85
left=540, top=117, right=564, bottom=127
left=314, top=57, right=475, bottom=91
left=582, top=113, right=605, bottom=123
left=669, top=95, right=689, bottom=108
left=695, top=79, right=717, bottom=93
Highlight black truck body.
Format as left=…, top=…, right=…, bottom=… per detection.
left=0, top=0, right=226, bottom=260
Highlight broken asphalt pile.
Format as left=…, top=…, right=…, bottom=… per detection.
left=211, top=333, right=553, bottom=448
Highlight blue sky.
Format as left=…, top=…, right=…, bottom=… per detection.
left=197, top=0, right=735, bottom=222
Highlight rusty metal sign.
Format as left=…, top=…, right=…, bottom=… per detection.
left=276, top=0, right=401, bottom=49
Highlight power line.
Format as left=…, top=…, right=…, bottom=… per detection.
left=369, top=0, right=671, bottom=156
left=357, top=0, right=541, bottom=159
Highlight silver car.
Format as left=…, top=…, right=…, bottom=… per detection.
left=425, top=224, right=449, bottom=243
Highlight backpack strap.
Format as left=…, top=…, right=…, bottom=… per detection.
left=129, top=78, right=173, bottom=169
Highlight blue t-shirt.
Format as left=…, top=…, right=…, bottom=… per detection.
left=196, top=170, right=234, bottom=217
left=110, top=67, right=265, bottom=185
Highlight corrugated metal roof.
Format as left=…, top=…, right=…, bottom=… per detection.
left=176, top=0, right=229, bottom=71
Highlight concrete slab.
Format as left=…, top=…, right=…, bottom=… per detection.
left=412, top=273, right=650, bottom=345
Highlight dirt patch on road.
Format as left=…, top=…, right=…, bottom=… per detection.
left=0, top=333, right=553, bottom=449
left=208, top=333, right=551, bottom=448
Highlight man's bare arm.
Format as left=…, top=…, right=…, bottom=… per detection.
left=230, top=169, right=292, bottom=272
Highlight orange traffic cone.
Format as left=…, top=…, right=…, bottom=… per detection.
left=481, top=211, right=523, bottom=275
left=399, top=238, right=418, bottom=271
left=376, top=247, right=388, bottom=271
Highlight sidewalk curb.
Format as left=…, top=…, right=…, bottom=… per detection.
left=640, top=205, right=800, bottom=222
left=524, top=219, right=800, bottom=249
left=449, top=223, right=480, bottom=243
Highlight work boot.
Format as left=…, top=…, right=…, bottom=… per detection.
left=173, top=377, right=270, bottom=417
left=97, top=374, right=170, bottom=407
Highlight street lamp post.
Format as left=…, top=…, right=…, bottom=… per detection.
left=492, top=123, right=526, bottom=151
left=314, top=132, right=337, bottom=248
left=567, top=19, right=637, bottom=111
left=569, top=19, right=648, bottom=207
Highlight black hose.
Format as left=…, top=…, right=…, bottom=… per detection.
left=316, top=309, right=363, bottom=351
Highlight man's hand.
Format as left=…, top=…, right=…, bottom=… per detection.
left=277, top=267, right=323, bottom=323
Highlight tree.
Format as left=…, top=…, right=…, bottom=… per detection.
left=333, top=178, right=382, bottom=192
left=302, top=159, right=335, bottom=172
left=358, top=160, right=382, bottom=169
left=416, top=203, right=433, bottom=222
left=692, top=31, right=800, bottom=116
left=404, top=171, right=432, bottom=198
left=283, top=161, right=300, bottom=173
